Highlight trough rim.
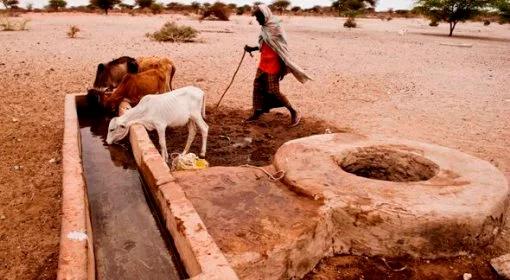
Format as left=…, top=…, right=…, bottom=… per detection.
left=57, top=93, right=95, bottom=280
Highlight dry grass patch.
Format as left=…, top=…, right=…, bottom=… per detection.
left=67, top=25, right=80, bottom=38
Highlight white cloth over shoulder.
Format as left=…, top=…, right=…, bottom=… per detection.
left=255, top=4, right=312, bottom=84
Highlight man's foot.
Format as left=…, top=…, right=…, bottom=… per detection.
left=245, top=111, right=263, bottom=123
left=245, top=114, right=260, bottom=123
left=289, top=112, right=301, bottom=128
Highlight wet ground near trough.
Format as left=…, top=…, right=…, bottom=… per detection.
left=78, top=108, right=184, bottom=280
left=160, top=106, right=351, bottom=167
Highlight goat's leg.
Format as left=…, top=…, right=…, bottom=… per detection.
left=156, top=125, right=169, bottom=162
left=192, top=115, right=209, bottom=158
left=183, top=121, right=197, bottom=155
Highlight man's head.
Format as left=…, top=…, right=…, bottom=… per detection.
left=252, top=4, right=269, bottom=26
left=106, top=117, right=129, bottom=145
left=254, top=9, right=265, bottom=26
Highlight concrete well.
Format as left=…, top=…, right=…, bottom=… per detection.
left=174, top=133, right=509, bottom=279
left=274, top=133, right=510, bottom=258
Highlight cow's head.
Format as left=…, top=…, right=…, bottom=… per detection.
left=106, top=117, right=129, bottom=145
left=93, top=56, right=137, bottom=90
left=93, top=63, right=109, bottom=89
left=87, top=87, right=103, bottom=107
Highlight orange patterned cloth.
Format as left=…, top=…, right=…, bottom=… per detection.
left=258, top=42, right=281, bottom=75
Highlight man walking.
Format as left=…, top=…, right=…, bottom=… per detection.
left=244, top=4, right=311, bottom=127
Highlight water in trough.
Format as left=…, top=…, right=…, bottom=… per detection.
left=78, top=108, right=184, bottom=280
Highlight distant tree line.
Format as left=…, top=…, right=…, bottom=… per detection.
left=2, top=0, right=509, bottom=34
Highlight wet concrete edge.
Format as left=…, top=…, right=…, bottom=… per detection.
left=57, top=93, right=95, bottom=280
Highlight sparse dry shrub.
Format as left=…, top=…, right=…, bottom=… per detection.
left=142, top=7, right=152, bottom=14
left=483, top=19, right=490, bottom=25
left=0, top=18, right=15, bottom=31
left=0, top=16, right=30, bottom=31
left=386, top=16, right=393, bottom=21
left=429, top=20, right=439, bottom=26
left=201, top=2, right=231, bottom=21
left=150, top=2, right=163, bottom=14
left=146, top=21, right=198, bottom=42
left=344, top=17, right=356, bottom=28
left=67, top=25, right=80, bottom=38
left=18, top=18, right=29, bottom=30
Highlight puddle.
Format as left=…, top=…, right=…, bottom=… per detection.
left=78, top=108, right=183, bottom=280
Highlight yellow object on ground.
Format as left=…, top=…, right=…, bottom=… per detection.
left=171, top=153, right=209, bottom=171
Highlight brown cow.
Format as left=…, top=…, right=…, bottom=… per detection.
left=137, top=56, right=175, bottom=92
left=93, top=56, right=176, bottom=91
left=101, top=61, right=167, bottom=112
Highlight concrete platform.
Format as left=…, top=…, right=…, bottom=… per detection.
left=174, top=167, right=330, bottom=280
left=173, top=133, right=509, bottom=278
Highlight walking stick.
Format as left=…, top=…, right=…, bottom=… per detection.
left=215, top=50, right=251, bottom=110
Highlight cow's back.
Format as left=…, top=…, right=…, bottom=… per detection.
left=127, top=70, right=166, bottom=105
left=137, top=56, right=174, bottom=91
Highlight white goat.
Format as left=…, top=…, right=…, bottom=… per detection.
left=106, top=86, right=208, bottom=162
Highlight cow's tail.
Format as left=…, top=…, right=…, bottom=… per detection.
left=201, top=90, right=206, bottom=120
left=169, top=62, right=176, bottom=91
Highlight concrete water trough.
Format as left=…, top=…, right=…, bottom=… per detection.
left=57, top=93, right=237, bottom=280
left=57, top=93, right=509, bottom=279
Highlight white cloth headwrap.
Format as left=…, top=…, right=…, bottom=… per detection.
left=255, top=4, right=312, bottom=83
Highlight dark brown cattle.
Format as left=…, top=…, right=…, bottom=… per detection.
left=93, top=56, right=137, bottom=90
left=92, top=56, right=176, bottom=91
left=101, top=61, right=167, bottom=112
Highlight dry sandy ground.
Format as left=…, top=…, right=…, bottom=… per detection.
left=0, top=12, right=509, bottom=279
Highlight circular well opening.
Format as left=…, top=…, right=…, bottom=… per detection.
left=339, top=146, right=439, bottom=182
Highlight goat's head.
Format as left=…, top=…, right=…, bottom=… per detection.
left=106, top=117, right=129, bottom=145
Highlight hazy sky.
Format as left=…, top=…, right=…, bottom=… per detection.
left=21, top=0, right=415, bottom=11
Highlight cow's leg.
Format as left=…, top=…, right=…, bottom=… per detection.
left=156, top=125, right=169, bottom=162
left=192, top=115, right=209, bottom=158
left=183, top=121, right=196, bottom=155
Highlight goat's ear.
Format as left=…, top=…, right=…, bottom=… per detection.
left=97, top=63, right=105, bottom=72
